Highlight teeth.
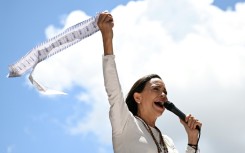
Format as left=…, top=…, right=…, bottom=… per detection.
left=155, top=102, right=164, bottom=107
left=157, top=101, right=164, bottom=105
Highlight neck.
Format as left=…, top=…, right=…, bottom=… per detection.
left=137, top=113, right=157, bottom=127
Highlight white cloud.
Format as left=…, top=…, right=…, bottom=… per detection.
left=33, top=0, right=245, bottom=152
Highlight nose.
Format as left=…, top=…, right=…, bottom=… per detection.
left=160, top=92, right=168, bottom=99
left=161, top=92, right=166, bottom=96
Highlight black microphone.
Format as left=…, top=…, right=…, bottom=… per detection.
left=164, top=101, right=200, bottom=131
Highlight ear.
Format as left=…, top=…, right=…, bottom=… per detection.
left=133, top=92, right=142, bottom=104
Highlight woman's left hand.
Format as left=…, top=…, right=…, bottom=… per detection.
left=180, top=114, right=202, bottom=144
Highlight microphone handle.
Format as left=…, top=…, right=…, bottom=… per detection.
left=166, top=102, right=200, bottom=131
left=169, top=104, right=186, bottom=122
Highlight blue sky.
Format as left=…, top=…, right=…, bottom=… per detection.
left=1, top=0, right=245, bottom=153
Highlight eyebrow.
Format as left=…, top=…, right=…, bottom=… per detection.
left=151, top=82, right=164, bottom=87
left=151, top=84, right=167, bottom=94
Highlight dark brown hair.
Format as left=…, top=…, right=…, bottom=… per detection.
left=125, top=74, right=162, bottom=115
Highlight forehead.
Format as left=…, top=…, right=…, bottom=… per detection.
left=147, top=78, right=165, bottom=87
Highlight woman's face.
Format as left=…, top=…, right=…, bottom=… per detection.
left=137, top=78, right=168, bottom=118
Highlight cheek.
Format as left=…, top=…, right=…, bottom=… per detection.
left=140, top=91, right=158, bottom=105
left=141, top=96, right=155, bottom=106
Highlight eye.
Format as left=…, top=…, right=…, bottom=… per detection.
left=153, top=87, right=168, bottom=95
left=153, top=87, right=162, bottom=94
left=153, top=87, right=160, bottom=91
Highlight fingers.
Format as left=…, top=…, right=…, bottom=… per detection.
left=185, top=114, right=202, bottom=130
left=97, top=12, right=114, bottom=29
left=101, top=13, right=113, bottom=22
left=98, top=12, right=108, bottom=23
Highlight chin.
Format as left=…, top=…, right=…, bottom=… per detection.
left=156, top=110, right=165, bottom=117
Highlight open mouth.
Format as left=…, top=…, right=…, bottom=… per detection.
left=154, top=101, right=164, bottom=108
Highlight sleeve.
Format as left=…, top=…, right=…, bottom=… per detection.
left=186, top=145, right=200, bottom=153
left=164, top=135, right=200, bottom=153
left=163, top=135, right=179, bottom=153
left=102, top=55, right=131, bottom=135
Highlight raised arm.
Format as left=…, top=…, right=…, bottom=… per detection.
left=98, top=12, right=131, bottom=135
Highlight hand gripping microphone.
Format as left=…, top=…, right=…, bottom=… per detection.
left=164, top=101, right=200, bottom=131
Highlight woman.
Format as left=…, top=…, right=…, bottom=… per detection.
left=97, top=12, right=202, bottom=153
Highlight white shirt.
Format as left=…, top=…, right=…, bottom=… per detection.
left=103, top=55, right=199, bottom=153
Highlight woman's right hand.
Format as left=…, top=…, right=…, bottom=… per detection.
left=180, top=114, right=202, bottom=145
